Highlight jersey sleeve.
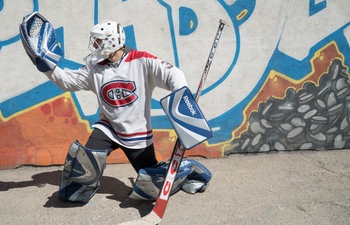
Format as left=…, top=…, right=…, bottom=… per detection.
left=43, top=66, right=90, bottom=91
left=146, top=56, right=188, bottom=92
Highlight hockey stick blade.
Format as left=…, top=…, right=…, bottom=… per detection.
left=120, top=19, right=228, bottom=225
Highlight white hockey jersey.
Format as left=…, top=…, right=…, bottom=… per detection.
left=45, top=48, right=188, bottom=149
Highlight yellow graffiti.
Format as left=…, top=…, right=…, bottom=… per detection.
left=190, top=20, right=194, bottom=29
left=237, top=9, right=248, bottom=20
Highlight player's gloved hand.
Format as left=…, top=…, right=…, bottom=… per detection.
left=19, top=11, right=63, bottom=72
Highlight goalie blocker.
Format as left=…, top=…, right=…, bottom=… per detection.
left=160, top=86, right=213, bottom=150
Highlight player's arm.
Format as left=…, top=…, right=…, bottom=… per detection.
left=146, top=56, right=188, bottom=92
left=44, top=67, right=90, bottom=91
left=162, top=60, right=188, bottom=92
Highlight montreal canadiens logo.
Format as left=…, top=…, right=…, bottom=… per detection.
left=100, top=80, right=138, bottom=107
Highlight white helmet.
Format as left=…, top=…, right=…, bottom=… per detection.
left=85, top=20, right=126, bottom=67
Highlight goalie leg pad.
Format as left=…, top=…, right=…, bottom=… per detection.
left=128, top=160, right=196, bottom=200
left=181, top=159, right=212, bottom=194
left=59, top=141, right=108, bottom=203
left=129, top=159, right=212, bottom=201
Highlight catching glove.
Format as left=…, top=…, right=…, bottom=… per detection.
left=19, top=11, right=63, bottom=72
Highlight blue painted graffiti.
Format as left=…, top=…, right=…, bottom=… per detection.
left=0, top=0, right=349, bottom=146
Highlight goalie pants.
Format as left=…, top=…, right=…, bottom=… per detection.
left=85, top=128, right=158, bottom=172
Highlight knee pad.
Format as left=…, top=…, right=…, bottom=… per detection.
left=59, top=141, right=107, bottom=203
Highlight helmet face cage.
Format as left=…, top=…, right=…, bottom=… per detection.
left=88, top=36, right=102, bottom=52
left=88, top=21, right=126, bottom=59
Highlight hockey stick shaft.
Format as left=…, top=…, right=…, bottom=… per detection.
left=120, top=19, right=227, bottom=225
left=151, top=18, right=228, bottom=222
left=194, top=19, right=228, bottom=102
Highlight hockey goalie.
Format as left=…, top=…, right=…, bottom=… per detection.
left=19, top=11, right=212, bottom=203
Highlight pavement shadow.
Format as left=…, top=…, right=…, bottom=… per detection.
left=118, top=193, right=155, bottom=217
left=107, top=176, right=155, bottom=216
left=0, top=170, right=61, bottom=191
left=0, top=169, right=153, bottom=215
left=0, top=170, right=84, bottom=208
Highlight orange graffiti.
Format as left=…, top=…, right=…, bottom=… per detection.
left=0, top=93, right=221, bottom=169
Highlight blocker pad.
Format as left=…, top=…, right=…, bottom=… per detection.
left=160, top=86, right=213, bottom=149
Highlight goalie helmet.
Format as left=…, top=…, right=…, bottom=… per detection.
left=84, top=20, right=126, bottom=67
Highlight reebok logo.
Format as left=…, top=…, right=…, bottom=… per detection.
left=183, top=95, right=196, bottom=116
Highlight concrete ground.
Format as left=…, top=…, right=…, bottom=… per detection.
left=0, top=149, right=350, bottom=225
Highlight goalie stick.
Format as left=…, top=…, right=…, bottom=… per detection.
left=120, top=19, right=228, bottom=225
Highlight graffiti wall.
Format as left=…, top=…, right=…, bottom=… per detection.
left=0, top=0, right=349, bottom=169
